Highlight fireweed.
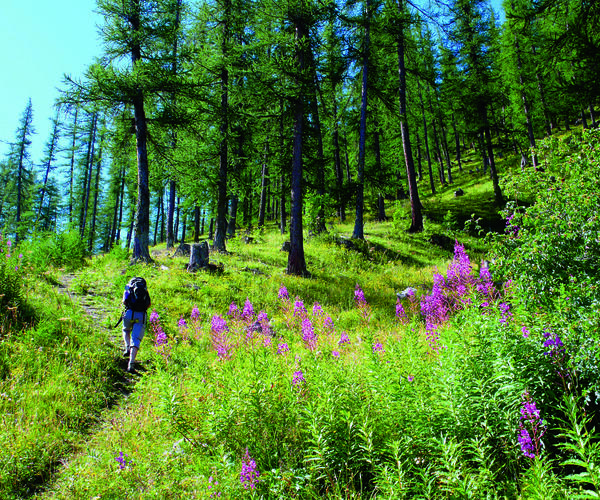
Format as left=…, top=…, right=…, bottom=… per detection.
left=240, top=448, right=260, bottom=490
left=292, top=370, right=306, bottom=386
left=115, top=451, right=133, bottom=470
left=190, top=305, right=202, bottom=340
left=518, top=391, right=546, bottom=459
left=396, top=299, right=409, bottom=324
left=150, top=310, right=171, bottom=363
left=301, top=317, right=317, bottom=351
left=242, top=298, right=255, bottom=322
left=354, top=284, right=372, bottom=323
left=178, top=316, right=189, bottom=343
left=210, top=315, right=232, bottom=360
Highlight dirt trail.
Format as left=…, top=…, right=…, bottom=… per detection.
left=54, top=273, right=144, bottom=381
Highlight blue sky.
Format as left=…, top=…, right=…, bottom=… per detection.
left=0, top=0, right=100, bottom=162
left=0, top=0, right=505, bottom=166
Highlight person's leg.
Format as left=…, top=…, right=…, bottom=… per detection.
left=122, top=309, right=133, bottom=357
left=128, top=312, right=146, bottom=372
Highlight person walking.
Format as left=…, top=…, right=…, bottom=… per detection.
left=121, top=277, right=151, bottom=373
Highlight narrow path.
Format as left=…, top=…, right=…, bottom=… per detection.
left=55, top=274, right=148, bottom=381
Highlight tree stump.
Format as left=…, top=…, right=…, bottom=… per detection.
left=187, top=242, right=210, bottom=272
left=173, top=243, right=191, bottom=257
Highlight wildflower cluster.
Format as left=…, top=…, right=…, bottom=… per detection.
left=418, top=241, right=501, bottom=351
left=207, top=475, right=221, bottom=498
left=178, top=316, right=189, bottom=343
left=240, top=449, right=260, bottom=490
left=150, top=310, right=171, bottom=363
left=190, top=305, right=202, bottom=340
left=354, top=284, right=371, bottom=323
left=115, top=451, right=134, bottom=470
left=518, top=392, right=546, bottom=459
left=210, top=315, right=231, bottom=360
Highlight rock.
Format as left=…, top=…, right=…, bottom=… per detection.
left=242, top=236, right=254, bottom=244
left=454, top=188, right=464, bottom=197
left=281, top=241, right=291, bottom=252
left=396, top=287, right=417, bottom=299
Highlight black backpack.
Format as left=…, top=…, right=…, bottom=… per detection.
left=124, top=277, right=151, bottom=312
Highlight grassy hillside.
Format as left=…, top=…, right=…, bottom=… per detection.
left=2, top=131, right=599, bottom=499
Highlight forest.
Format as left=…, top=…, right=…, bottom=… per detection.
left=1, top=0, right=600, bottom=498
left=0, top=0, right=598, bottom=268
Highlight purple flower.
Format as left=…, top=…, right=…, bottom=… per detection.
left=499, top=302, right=513, bottom=324
left=372, top=342, right=385, bottom=354
left=115, top=451, right=132, bottom=470
left=278, top=285, right=289, bottom=300
left=354, top=284, right=367, bottom=306
left=242, top=298, right=254, bottom=320
left=338, top=331, right=350, bottom=346
left=178, top=317, right=187, bottom=329
left=542, top=331, right=564, bottom=356
left=407, top=375, right=414, bottom=382
left=312, top=302, right=324, bottom=317
left=518, top=392, right=546, bottom=459
left=149, top=310, right=160, bottom=324
left=396, top=300, right=408, bottom=323
left=240, top=449, right=260, bottom=490
left=301, top=317, right=317, bottom=351
left=292, top=370, right=306, bottom=386
left=191, top=305, right=201, bottom=321
left=228, top=302, right=239, bottom=317
left=323, top=316, right=334, bottom=331
left=332, top=350, right=340, bottom=358
left=211, top=315, right=228, bottom=334
left=154, top=326, right=168, bottom=347
left=277, top=342, right=289, bottom=355
left=294, top=299, right=307, bottom=318
left=522, top=326, right=530, bottom=338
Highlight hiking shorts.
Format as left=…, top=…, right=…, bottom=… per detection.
left=122, top=309, right=146, bottom=348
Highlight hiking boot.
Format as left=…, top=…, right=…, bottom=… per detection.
left=123, top=348, right=130, bottom=358
left=126, top=364, right=137, bottom=374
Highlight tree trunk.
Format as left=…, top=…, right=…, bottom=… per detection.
left=167, top=180, right=176, bottom=249
left=80, top=112, right=97, bottom=238
left=418, top=79, right=435, bottom=195
left=352, top=0, right=371, bottom=240
left=513, top=28, right=538, bottom=168
left=88, top=131, right=104, bottom=252
left=451, top=113, right=462, bottom=172
left=287, top=7, right=309, bottom=276
left=396, top=0, right=423, bottom=232
left=332, top=96, right=346, bottom=222
left=258, top=142, right=269, bottom=228
left=194, top=205, right=200, bottom=242
left=37, top=110, right=60, bottom=226
left=67, top=106, right=79, bottom=227
left=213, top=0, right=230, bottom=253
left=227, top=195, right=238, bottom=238
left=130, top=1, right=153, bottom=263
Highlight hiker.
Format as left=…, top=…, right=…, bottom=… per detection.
left=121, top=277, right=151, bottom=373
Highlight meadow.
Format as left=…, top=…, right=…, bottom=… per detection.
left=1, top=129, right=599, bottom=499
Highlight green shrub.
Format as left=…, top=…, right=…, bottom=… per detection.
left=0, top=235, right=25, bottom=325
left=21, top=230, right=88, bottom=272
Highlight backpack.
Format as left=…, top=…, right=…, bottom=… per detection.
left=124, top=277, right=151, bottom=312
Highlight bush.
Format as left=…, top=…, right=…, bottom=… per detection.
left=0, top=235, right=25, bottom=325
left=492, top=129, right=600, bottom=395
left=21, top=230, right=88, bottom=272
